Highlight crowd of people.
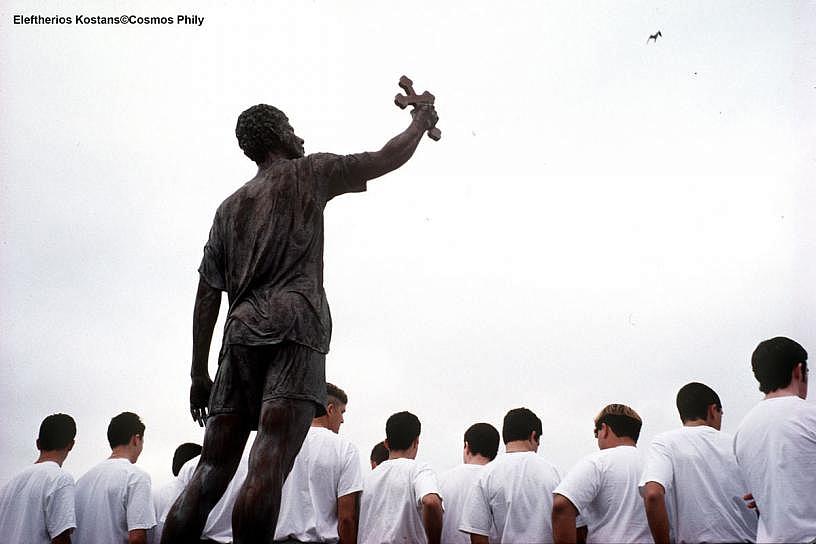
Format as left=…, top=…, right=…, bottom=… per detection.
left=0, top=335, right=813, bottom=543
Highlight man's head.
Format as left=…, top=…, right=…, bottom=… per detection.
left=751, top=336, right=808, bottom=398
left=370, top=441, right=389, bottom=469
left=325, top=382, right=348, bottom=434
left=107, top=412, right=145, bottom=459
left=37, top=413, right=76, bottom=452
left=385, top=411, right=421, bottom=456
left=463, top=422, right=500, bottom=464
left=593, top=404, right=642, bottom=448
left=676, top=382, right=723, bottom=429
left=235, top=104, right=305, bottom=164
left=502, top=407, right=543, bottom=450
left=172, top=442, right=202, bottom=477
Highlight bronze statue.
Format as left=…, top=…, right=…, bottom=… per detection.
left=161, top=77, right=439, bottom=543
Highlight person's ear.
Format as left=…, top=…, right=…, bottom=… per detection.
left=67, top=440, right=75, bottom=452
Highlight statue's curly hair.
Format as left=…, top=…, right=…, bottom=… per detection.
left=235, top=104, right=290, bottom=164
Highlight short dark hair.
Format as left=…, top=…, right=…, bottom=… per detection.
left=235, top=104, right=297, bottom=164
left=326, top=382, right=348, bottom=406
left=370, top=441, right=389, bottom=465
left=676, top=382, right=721, bottom=423
left=594, top=404, right=642, bottom=443
left=502, top=408, right=542, bottom=444
left=464, top=423, right=500, bottom=460
left=38, top=414, right=76, bottom=451
left=107, top=412, right=145, bottom=449
left=751, top=337, right=808, bottom=394
left=385, top=411, right=421, bottom=451
left=172, top=443, right=202, bottom=476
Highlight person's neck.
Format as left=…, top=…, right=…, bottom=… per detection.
left=389, top=449, right=416, bottom=460
left=683, top=419, right=713, bottom=428
left=109, top=446, right=137, bottom=464
left=600, top=437, right=637, bottom=450
left=505, top=440, right=535, bottom=453
left=311, top=416, right=330, bottom=429
left=764, top=384, right=802, bottom=400
left=36, top=451, right=66, bottom=466
left=464, top=453, right=491, bottom=466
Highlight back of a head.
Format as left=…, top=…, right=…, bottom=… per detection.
left=385, top=411, right=421, bottom=451
left=172, top=443, right=202, bottom=476
left=38, top=413, right=76, bottom=451
left=235, top=104, right=289, bottom=164
left=326, top=382, right=348, bottom=406
left=502, top=407, right=542, bottom=444
left=107, top=412, right=145, bottom=449
left=594, top=404, right=642, bottom=443
left=370, top=441, right=389, bottom=466
left=751, top=336, right=808, bottom=394
left=464, top=422, right=500, bottom=460
left=676, top=382, right=721, bottom=423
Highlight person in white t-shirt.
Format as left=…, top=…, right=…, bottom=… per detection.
left=152, top=443, right=202, bottom=542
left=0, top=413, right=77, bottom=544
left=734, top=336, right=816, bottom=543
left=439, top=422, right=500, bottom=544
left=359, top=411, right=443, bottom=544
left=552, top=403, right=651, bottom=544
left=274, top=382, right=363, bottom=543
left=640, top=382, right=756, bottom=544
left=176, top=440, right=250, bottom=543
left=74, top=411, right=156, bottom=544
left=174, top=383, right=363, bottom=544
left=460, top=407, right=562, bottom=544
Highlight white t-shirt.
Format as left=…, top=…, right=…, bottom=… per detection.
left=460, top=451, right=561, bottom=544
left=74, top=458, right=156, bottom=544
left=177, top=446, right=250, bottom=543
left=152, top=476, right=188, bottom=542
left=358, top=457, right=441, bottom=544
left=0, top=461, right=76, bottom=543
left=439, top=463, right=496, bottom=544
left=274, top=426, right=363, bottom=542
left=640, top=426, right=756, bottom=544
left=734, top=395, right=816, bottom=543
left=554, top=446, right=651, bottom=544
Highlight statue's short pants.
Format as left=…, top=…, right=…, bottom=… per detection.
left=208, top=342, right=327, bottom=430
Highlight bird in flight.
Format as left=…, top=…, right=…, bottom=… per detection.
left=647, top=30, right=662, bottom=43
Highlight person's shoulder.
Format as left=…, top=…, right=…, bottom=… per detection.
left=125, top=462, right=152, bottom=483
left=652, top=426, right=686, bottom=444
left=791, top=396, right=816, bottom=415
left=411, top=459, right=434, bottom=473
left=335, top=432, right=361, bottom=455
left=529, top=452, right=558, bottom=468
left=51, top=464, right=76, bottom=487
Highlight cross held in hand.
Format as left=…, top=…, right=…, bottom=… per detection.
left=394, top=75, right=441, bottom=141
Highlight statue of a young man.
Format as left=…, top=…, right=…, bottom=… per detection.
left=161, top=97, right=438, bottom=542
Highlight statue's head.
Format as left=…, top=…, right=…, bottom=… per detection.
left=235, top=104, right=305, bottom=164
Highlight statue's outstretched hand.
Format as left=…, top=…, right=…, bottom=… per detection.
left=412, top=103, right=439, bottom=131
left=190, top=375, right=213, bottom=427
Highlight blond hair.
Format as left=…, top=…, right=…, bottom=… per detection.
left=594, top=403, right=642, bottom=442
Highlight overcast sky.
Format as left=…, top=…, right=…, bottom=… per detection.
left=1, top=0, right=814, bottom=489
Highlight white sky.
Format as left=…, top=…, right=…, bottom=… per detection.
left=1, top=0, right=814, bottom=489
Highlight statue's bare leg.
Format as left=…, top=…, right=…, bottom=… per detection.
left=232, top=398, right=315, bottom=543
left=161, top=413, right=250, bottom=544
